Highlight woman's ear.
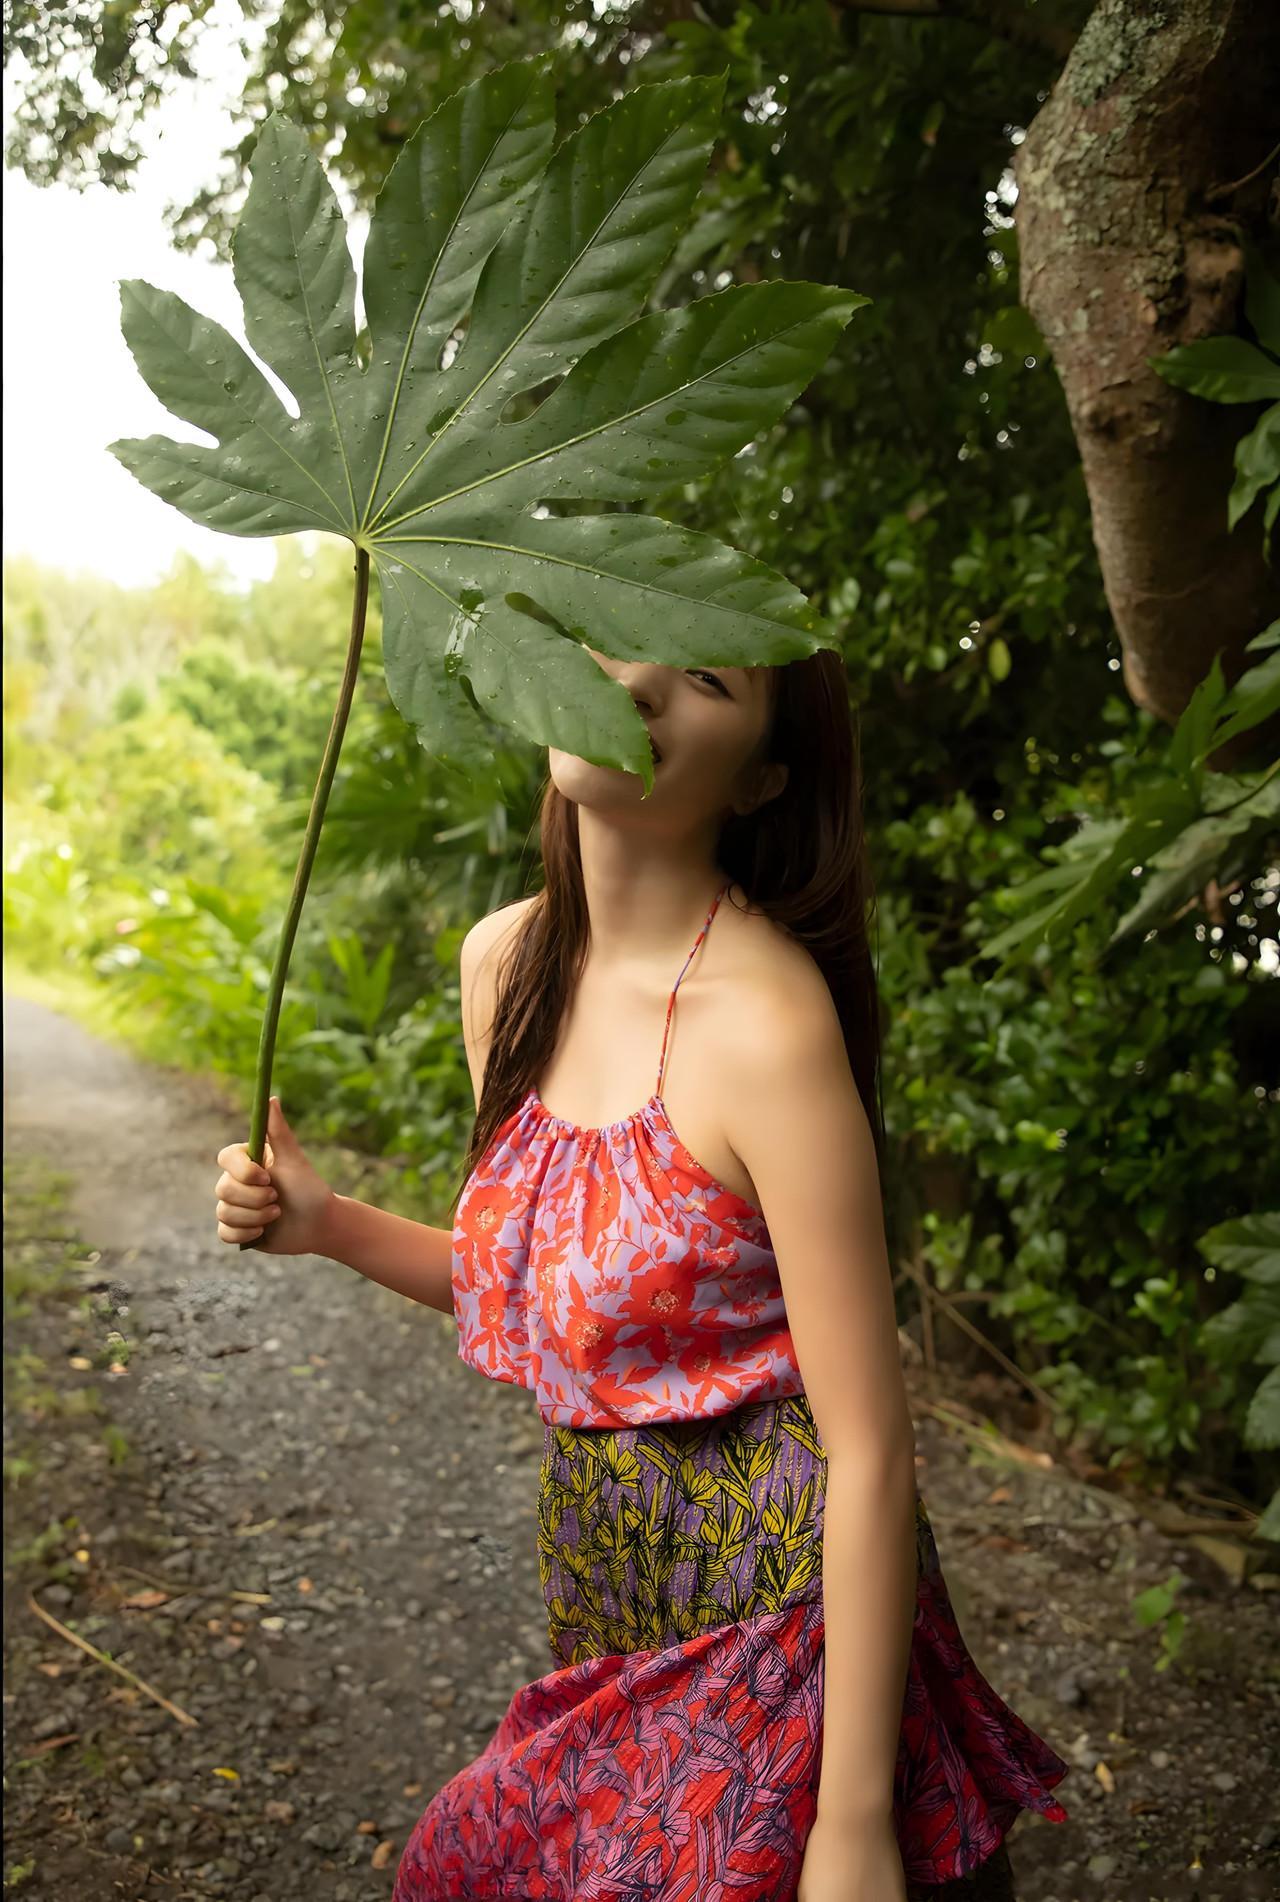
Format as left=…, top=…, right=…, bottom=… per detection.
left=733, top=760, right=788, bottom=818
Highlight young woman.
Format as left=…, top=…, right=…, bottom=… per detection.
left=215, top=647, right=1070, bottom=1900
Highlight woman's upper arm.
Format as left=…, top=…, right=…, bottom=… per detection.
left=721, top=957, right=914, bottom=1469
left=458, top=897, right=537, bottom=1112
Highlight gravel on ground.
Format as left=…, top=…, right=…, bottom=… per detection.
left=3, top=992, right=1277, bottom=1902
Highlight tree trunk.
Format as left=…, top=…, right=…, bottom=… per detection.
left=1015, top=0, right=1280, bottom=762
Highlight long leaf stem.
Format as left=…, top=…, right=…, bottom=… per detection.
left=239, top=546, right=371, bottom=1249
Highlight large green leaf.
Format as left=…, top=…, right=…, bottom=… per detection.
left=1199, top=1211, right=1280, bottom=1286
left=1150, top=335, right=1280, bottom=405
left=1110, top=770, right=1280, bottom=942
left=1228, top=400, right=1280, bottom=532
left=110, top=60, right=867, bottom=783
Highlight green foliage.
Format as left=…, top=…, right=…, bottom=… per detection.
left=83, top=875, right=478, bottom=1209
left=980, top=623, right=1280, bottom=964
left=1149, top=244, right=1280, bottom=553
left=1199, top=1212, right=1280, bottom=1540
left=325, top=929, right=395, bottom=1038
left=884, top=811, right=1273, bottom=1483
left=2, top=549, right=239, bottom=786
left=2, top=545, right=519, bottom=1191
left=1153, top=337, right=1280, bottom=407
left=61, top=707, right=277, bottom=883
left=4, top=697, right=282, bottom=978
left=1131, top=1571, right=1190, bottom=1673
left=157, top=637, right=338, bottom=803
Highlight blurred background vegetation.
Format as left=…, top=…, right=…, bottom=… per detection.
left=4, top=0, right=1277, bottom=1534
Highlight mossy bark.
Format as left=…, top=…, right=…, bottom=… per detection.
left=1015, top=0, right=1280, bottom=762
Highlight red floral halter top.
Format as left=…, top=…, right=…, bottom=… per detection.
left=450, top=879, right=806, bottom=1427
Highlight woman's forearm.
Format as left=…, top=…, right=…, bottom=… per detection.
left=814, top=1446, right=919, bottom=1828
left=317, top=1192, right=456, bottom=1316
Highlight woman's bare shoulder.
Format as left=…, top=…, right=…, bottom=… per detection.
left=458, top=893, right=542, bottom=1091
left=461, top=890, right=542, bottom=971
left=723, top=882, right=825, bottom=992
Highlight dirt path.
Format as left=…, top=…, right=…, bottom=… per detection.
left=3, top=992, right=1277, bottom=1902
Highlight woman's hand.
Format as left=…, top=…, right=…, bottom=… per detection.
left=797, top=1809, right=909, bottom=1902
left=214, top=1096, right=336, bottom=1257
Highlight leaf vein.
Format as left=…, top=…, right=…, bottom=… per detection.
left=368, top=114, right=704, bottom=533
left=375, top=301, right=833, bottom=535
left=360, top=83, right=539, bottom=530
left=379, top=525, right=791, bottom=628
left=279, top=172, right=359, bottom=526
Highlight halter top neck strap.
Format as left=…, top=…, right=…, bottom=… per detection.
left=654, top=878, right=733, bottom=1099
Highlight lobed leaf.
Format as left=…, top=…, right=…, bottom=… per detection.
left=110, top=62, right=866, bottom=783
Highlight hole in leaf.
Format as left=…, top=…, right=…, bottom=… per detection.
left=503, top=591, right=577, bottom=638
left=498, top=373, right=565, bottom=426
left=438, top=314, right=470, bottom=373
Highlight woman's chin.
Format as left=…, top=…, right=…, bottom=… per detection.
left=549, top=750, right=662, bottom=804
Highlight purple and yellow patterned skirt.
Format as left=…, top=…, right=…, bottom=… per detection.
left=393, top=1393, right=1069, bottom=1900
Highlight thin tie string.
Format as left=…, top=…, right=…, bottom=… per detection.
left=654, top=878, right=733, bottom=1100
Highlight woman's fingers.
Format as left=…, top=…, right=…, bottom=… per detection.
left=215, top=1170, right=275, bottom=1209
left=216, top=1198, right=281, bottom=1229
left=216, top=1208, right=280, bottom=1243
left=216, top=1142, right=273, bottom=1188
left=214, top=1139, right=282, bottom=1245
left=219, top=1218, right=264, bottom=1242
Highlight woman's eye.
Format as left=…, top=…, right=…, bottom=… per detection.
left=688, top=669, right=728, bottom=694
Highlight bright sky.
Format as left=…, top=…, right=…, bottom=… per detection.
left=2, top=3, right=356, bottom=590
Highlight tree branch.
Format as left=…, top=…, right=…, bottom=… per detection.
left=832, top=0, right=1079, bottom=62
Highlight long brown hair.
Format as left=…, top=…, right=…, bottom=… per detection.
left=451, top=649, right=885, bottom=1213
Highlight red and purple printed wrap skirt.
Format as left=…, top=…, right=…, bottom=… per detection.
left=392, top=1392, right=1069, bottom=1900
